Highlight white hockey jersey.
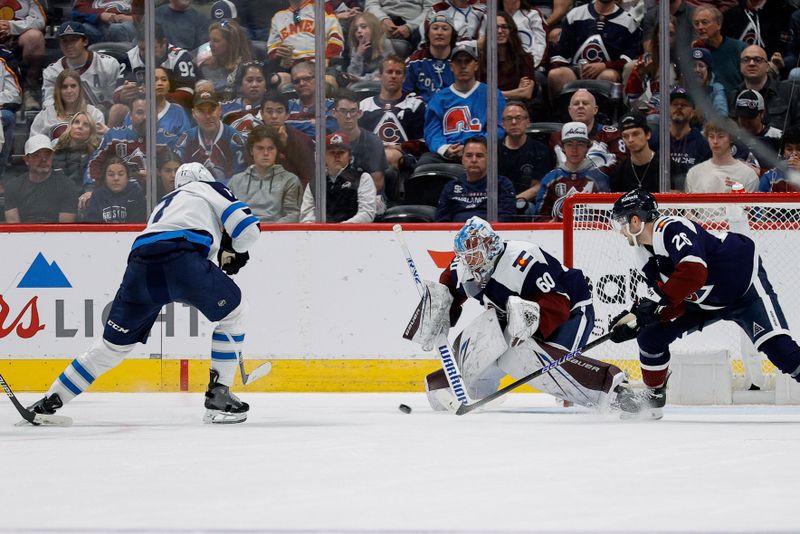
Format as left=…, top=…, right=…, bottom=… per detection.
left=43, top=51, right=122, bottom=107
left=2, top=0, right=46, bottom=35
left=30, top=104, right=106, bottom=140
left=0, top=52, right=22, bottom=107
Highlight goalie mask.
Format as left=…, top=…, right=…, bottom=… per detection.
left=454, top=217, right=503, bottom=285
left=611, top=189, right=659, bottom=246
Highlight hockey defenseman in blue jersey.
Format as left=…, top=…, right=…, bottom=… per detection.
left=608, top=189, right=800, bottom=419
left=404, top=217, right=626, bottom=412
left=26, top=163, right=262, bottom=424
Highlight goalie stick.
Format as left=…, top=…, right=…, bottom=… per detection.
left=0, top=373, right=73, bottom=427
left=393, top=224, right=473, bottom=406
left=454, top=326, right=622, bottom=415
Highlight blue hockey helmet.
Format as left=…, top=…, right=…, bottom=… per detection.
left=454, top=217, right=503, bottom=282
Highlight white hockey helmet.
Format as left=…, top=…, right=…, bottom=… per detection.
left=174, top=162, right=216, bottom=188
left=454, top=216, right=503, bottom=284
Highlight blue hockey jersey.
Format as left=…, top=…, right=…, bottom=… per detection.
left=123, top=102, right=192, bottom=139
left=424, top=82, right=505, bottom=155
left=403, top=49, right=455, bottom=102
left=286, top=98, right=339, bottom=138
left=639, top=216, right=758, bottom=309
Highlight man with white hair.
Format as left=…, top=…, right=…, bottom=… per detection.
left=25, top=163, right=262, bottom=425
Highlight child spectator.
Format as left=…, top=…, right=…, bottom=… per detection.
left=84, top=157, right=146, bottom=223
left=345, top=12, right=394, bottom=82
left=228, top=125, right=302, bottom=222
left=759, top=125, right=800, bottom=192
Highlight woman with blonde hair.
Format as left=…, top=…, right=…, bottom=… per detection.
left=197, top=19, right=254, bottom=100
left=52, top=111, right=103, bottom=206
left=346, top=12, right=394, bottom=82
left=31, top=69, right=107, bottom=141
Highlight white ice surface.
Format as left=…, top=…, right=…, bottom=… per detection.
left=1, top=393, right=799, bottom=534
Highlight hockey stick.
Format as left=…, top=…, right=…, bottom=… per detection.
left=454, top=329, right=618, bottom=416
left=0, top=373, right=73, bottom=427
left=222, top=333, right=273, bottom=386
left=393, top=224, right=473, bottom=406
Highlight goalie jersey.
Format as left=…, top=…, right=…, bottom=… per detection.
left=636, top=216, right=758, bottom=311
left=440, top=240, right=592, bottom=339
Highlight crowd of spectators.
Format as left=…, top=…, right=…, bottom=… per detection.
left=2, top=0, right=800, bottom=226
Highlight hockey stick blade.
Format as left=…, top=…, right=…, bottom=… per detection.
left=0, top=373, right=73, bottom=427
left=454, top=330, right=616, bottom=416
left=243, top=362, right=272, bottom=385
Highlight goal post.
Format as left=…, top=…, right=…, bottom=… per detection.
left=562, top=192, right=800, bottom=402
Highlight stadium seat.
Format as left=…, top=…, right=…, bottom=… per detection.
left=88, top=41, right=133, bottom=65
left=525, top=121, right=563, bottom=142
left=389, top=39, right=413, bottom=59
left=250, top=40, right=268, bottom=62
left=279, top=82, right=298, bottom=100
left=558, top=80, right=623, bottom=122
left=404, top=163, right=464, bottom=207
left=348, top=80, right=381, bottom=100
left=378, top=204, right=437, bottom=223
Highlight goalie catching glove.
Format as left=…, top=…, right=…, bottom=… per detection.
left=403, top=281, right=453, bottom=351
left=217, top=231, right=250, bottom=275
left=506, top=296, right=540, bottom=346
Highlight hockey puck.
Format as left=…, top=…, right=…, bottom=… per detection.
left=398, top=403, right=412, bottom=414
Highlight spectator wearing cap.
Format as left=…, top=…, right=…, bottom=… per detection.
left=0, top=0, right=46, bottom=110
left=611, top=111, right=659, bottom=192
left=690, top=47, right=728, bottom=120
left=758, top=125, right=800, bottom=192
left=365, top=0, right=430, bottom=49
left=535, top=122, right=608, bottom=222
left=685, top=117, right=759, bottom=193
left=666, top=87, right=711, bottom=190
left=267, top=0, right=345, bottom=85
left=4, top=135, right=78, bottom=224
left=72, top=0, right=137, bottom=44
left=421, top=43, right=506, bottom=165
left=498, top=101, right=551, bottom=205
left=174, top=90, right=248, bottom=185
left=731, top=44, right=800, bottom=132
left=691, top=5, right=746, bottom=94
left=155, top=0, right=210, bottom=52
left=260, top=90, right=315, bottom=188
left=332, top=89, right=389, bottom=213
left=402, top=11, right=457, bottom=102
left=228, top=124, right=302, bottom=223
left=549, top=89, right=625, bottom=177
left=435, top=136, right=516, bottom=223
left=732, top=88, right=782, bottom=174
left=547, top=0, right=642, bottom=101
left=42, top=22, right=121, bottom=110
left=300, top=132, right=377, bottom=223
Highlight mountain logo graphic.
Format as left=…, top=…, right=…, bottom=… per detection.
left=17, top=253, right=72, bottom=288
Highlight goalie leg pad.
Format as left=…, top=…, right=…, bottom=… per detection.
left=48, top=337, right=135, bottom=403
left=423, top=365, right=503, bottom=411
left=403, top=281, right=454, bottom=351
left=454, top=308, right=508, bottom=384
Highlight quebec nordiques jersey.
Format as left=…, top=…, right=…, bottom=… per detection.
left=637, top=216, right=757, bottom=309
left=43, top=51, right=122, bottom=106
left=446, top=240, right=592, bottom=318
left=174, top=125, right=248, bottom=185
left=424, top=82, right=505, bottom=154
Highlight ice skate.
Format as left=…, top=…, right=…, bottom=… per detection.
left=203, top=370, right=249, bottom=424
left=614, top=377, right=668, bottom=420
left=27, top=393, right=63, bottom=415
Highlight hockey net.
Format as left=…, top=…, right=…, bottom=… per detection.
left=563, top=192, right=800, bottom=390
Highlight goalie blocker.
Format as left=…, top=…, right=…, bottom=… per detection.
left=404, top=217, right=627, bottom=411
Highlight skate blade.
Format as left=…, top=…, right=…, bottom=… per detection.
left=203, top=409, right=247, bottom=424
left=15, top=414, right=73, bottom=427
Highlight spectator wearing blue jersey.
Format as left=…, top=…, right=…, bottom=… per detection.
left=759, top=126, right=800, bottom=192
left=122, top=67, right=192, bottom=140
left=421, top=43, right=506, bottom=165
left=435, top=136, right=516, bottom=223
left=403, top=11, right=457, bottom=102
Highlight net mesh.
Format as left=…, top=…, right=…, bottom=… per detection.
left=564, top=194, right=800, bottom=388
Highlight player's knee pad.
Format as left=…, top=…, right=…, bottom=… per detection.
left=760, top=335, right=800, bottom=381
left=217, top=300, right=248, bottom=334
left=48, top=337, right=135, bottom=402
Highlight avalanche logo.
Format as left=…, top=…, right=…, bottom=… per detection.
left=443, top=106, right=482, bottom=136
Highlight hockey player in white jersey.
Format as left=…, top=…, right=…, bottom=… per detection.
left=25, top=163, right=261, bottom=424
left=405, top=216, right=626, bottom=412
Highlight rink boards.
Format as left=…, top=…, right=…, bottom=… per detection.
left=0, top=223, right=662, bottom=392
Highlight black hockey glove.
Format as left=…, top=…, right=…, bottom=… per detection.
left=609, top=309, right=640, bottom=343
left=632, top=298, right=663, bottom=328
left=217, top=232, right=250, bottom=275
